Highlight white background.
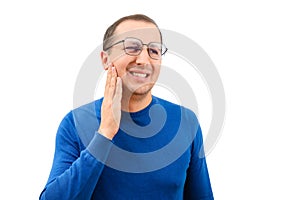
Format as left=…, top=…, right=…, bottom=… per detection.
left=1, top=0, right=299, bottom=199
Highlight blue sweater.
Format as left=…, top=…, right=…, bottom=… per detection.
left=40, top=96, right=214, bottom=199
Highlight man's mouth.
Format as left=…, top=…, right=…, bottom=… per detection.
left=130, top=72, right=149, bottom=78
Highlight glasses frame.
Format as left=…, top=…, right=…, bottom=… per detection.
left=104, top=37, right=168, bottom=60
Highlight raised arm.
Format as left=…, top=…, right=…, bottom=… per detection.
left=40, top=65, right=122, bottom=199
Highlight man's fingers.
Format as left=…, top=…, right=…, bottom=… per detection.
left=99, top=66, right=121, bottom=140
left=106, top=65, right=112, bottom=84
left=107, top=67, right=117, bottom=99
left=104, top=65, right=117, bottom=97
left=114, top=77, right=122, bottom=102
left=111, top=66, right=117, bottom=78
left=104, top=65, right=112, bottom=95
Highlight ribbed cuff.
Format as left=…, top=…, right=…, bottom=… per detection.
left=86, top=132, right=113, bottom=164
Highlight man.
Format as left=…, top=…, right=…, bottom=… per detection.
left=40, top=14, right=214, bottom=199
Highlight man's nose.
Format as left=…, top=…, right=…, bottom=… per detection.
left=136, top=46, right=151, bottom=65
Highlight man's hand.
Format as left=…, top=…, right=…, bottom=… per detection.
left=98, top=65, right=122, bottom=140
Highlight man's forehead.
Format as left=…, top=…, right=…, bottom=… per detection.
left=113, top=22, right=161, bottom=43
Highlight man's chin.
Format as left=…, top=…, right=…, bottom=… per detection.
left=132, top=89, right=151, bottom=96
left=125, top=83, right=154, bottom=97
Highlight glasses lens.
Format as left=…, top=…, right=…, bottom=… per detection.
left=124, top=38, right=142, bottom=55
left=123, top=38, right=167, bottom=60
left=148, top=43, right=164, bottom=59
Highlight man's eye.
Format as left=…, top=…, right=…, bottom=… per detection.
left=149, top=48, right=160, bottom=55
left=125, top=46, right=141, bottom=52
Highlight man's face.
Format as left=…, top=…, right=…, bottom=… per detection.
left=104, top=20, right=162, bottom=97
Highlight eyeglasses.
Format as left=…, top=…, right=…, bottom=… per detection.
left=104, top=37, right=168, bottom=60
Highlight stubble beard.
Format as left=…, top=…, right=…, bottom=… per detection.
left=123, top=82, right=154, bottom=101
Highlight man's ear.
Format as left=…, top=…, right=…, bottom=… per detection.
left=100, top=51, right=110, bottom=70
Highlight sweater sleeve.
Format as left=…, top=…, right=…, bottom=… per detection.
left=184, top=123, right=214, bottom=199
left=39, top=112, right=113, bottom=200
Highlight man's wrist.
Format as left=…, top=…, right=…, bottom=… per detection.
left=98, top=128, right=114, bottom=140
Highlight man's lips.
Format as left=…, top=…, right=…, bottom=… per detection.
left=129, top=72, right=149, bottom=78
left=128, top=69, right=151, bottom=78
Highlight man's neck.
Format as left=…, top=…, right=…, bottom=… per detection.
left=121, top=92, right=152, bottom=113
